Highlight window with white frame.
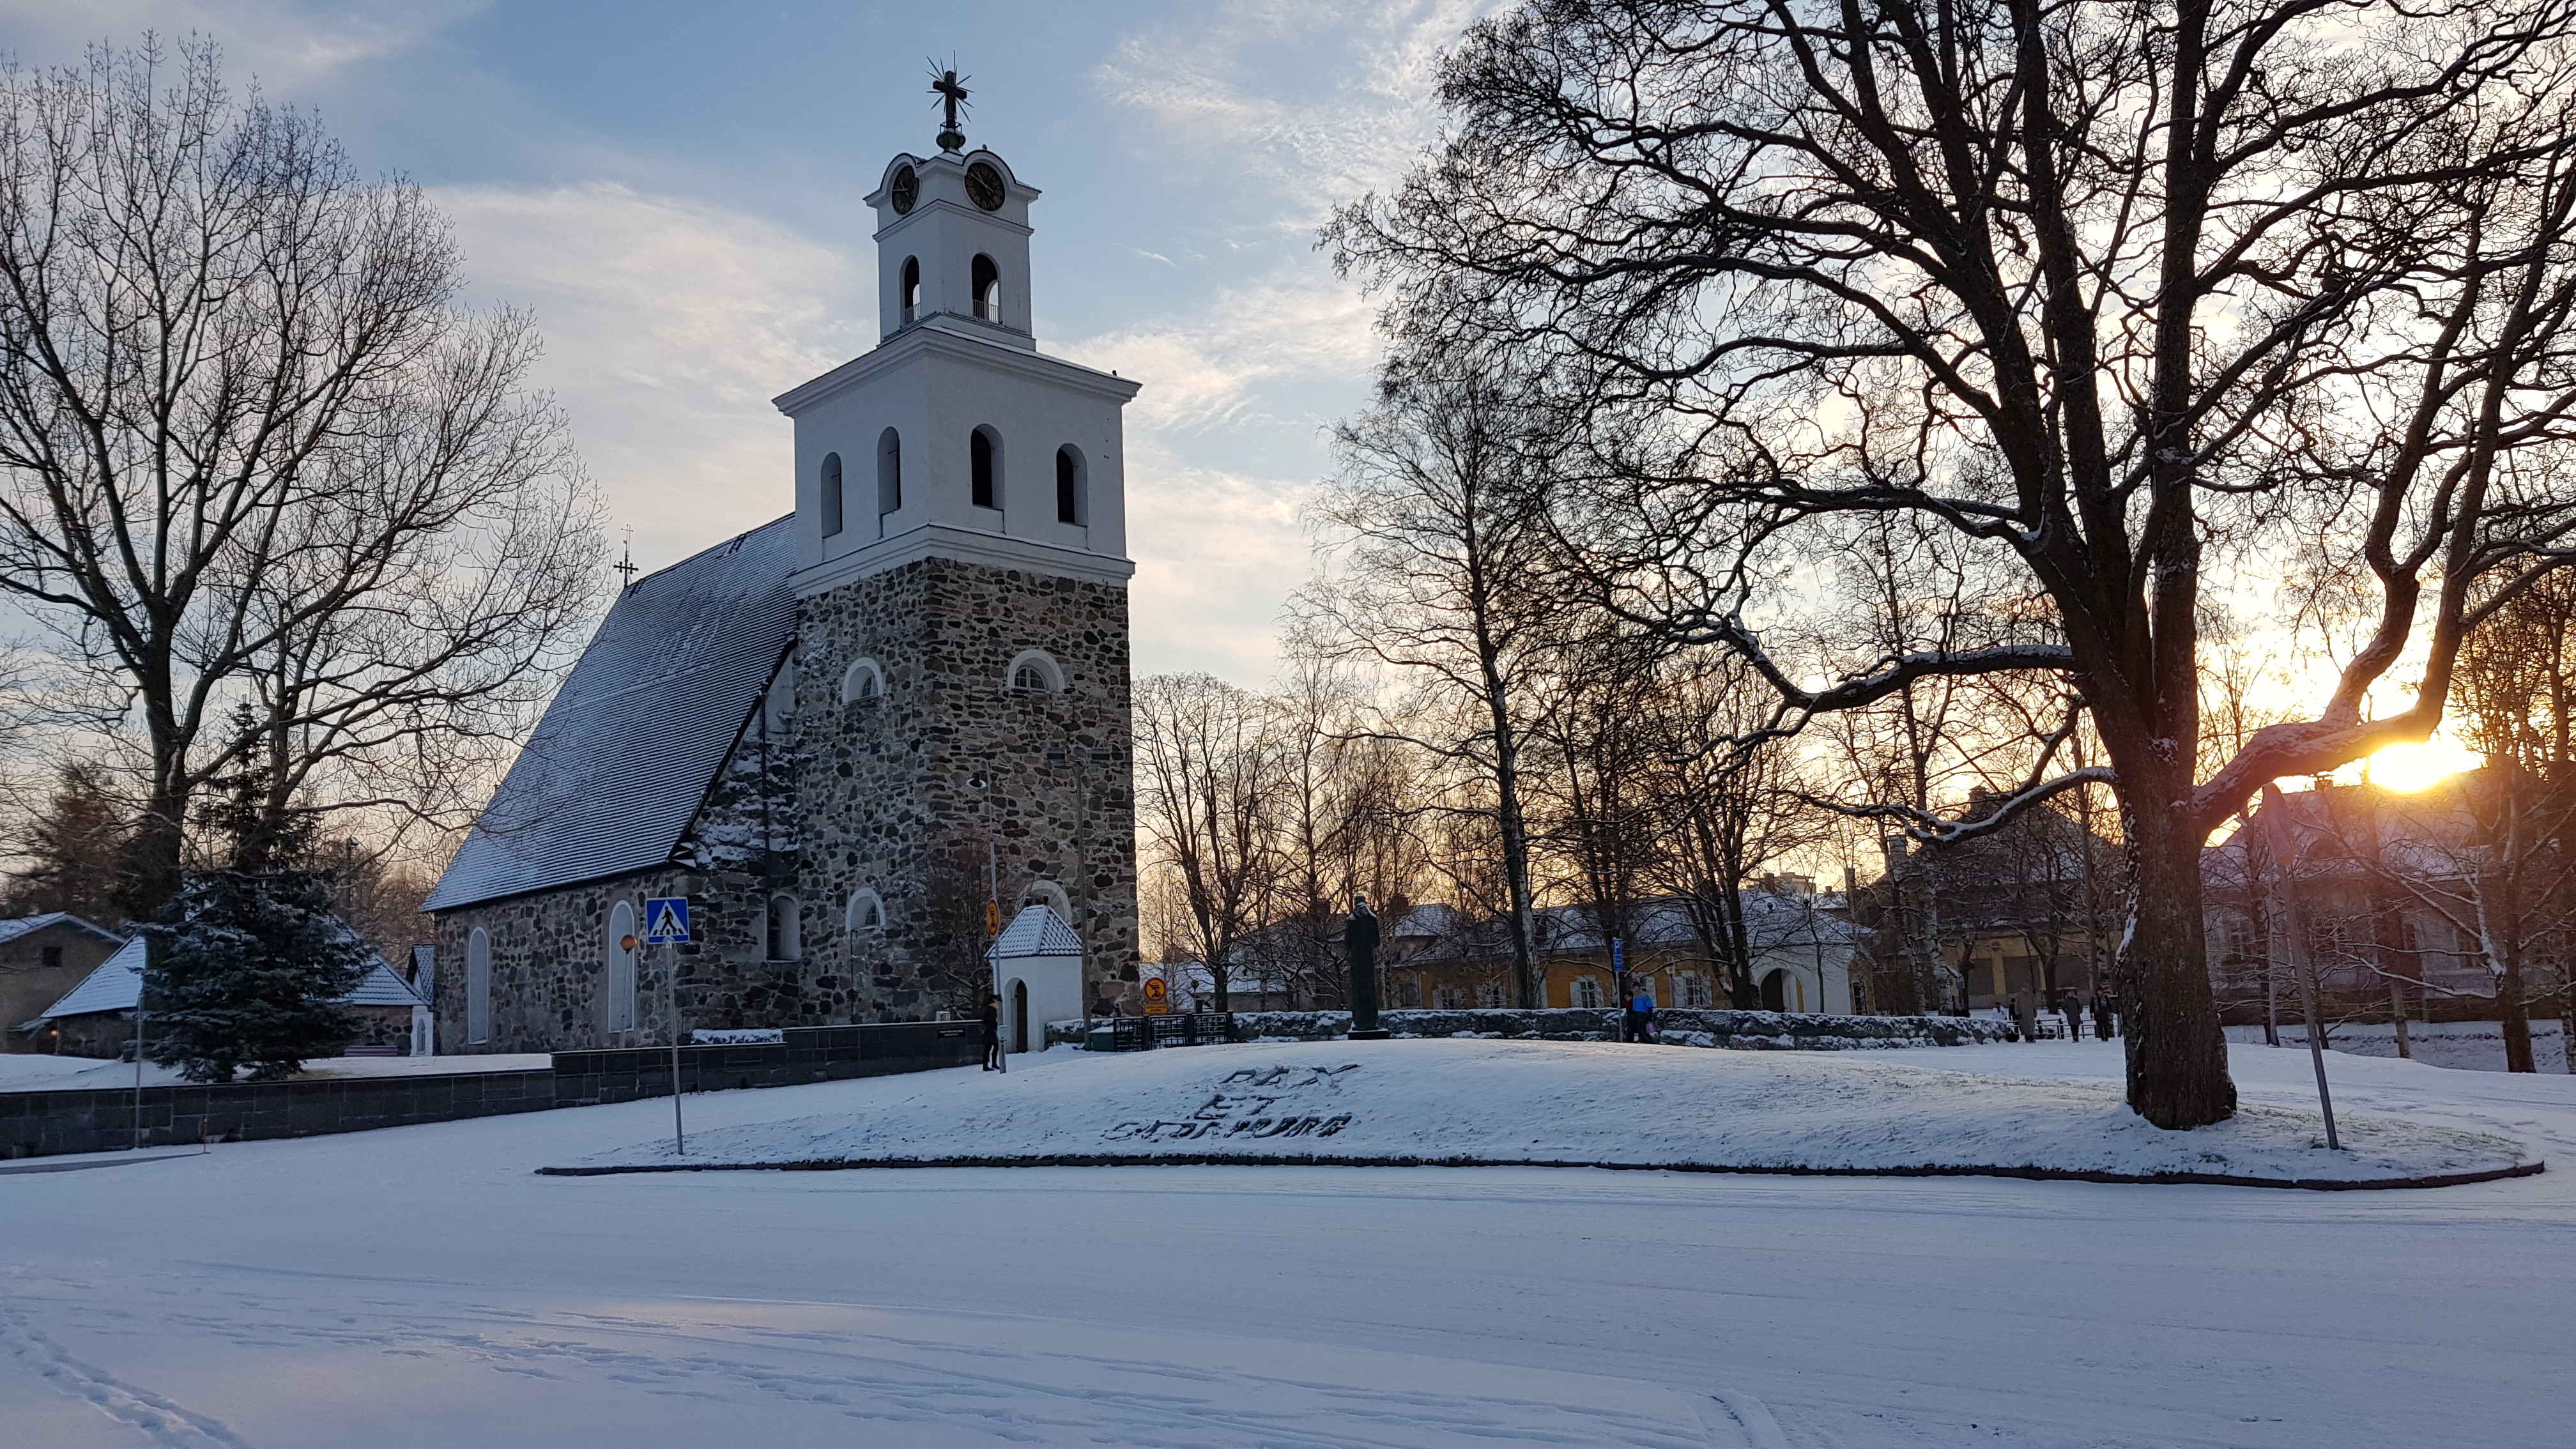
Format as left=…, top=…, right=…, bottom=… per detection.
left=606, top=901, right=637, bottom=1032
left=466, top=928, right=492, bottom=1045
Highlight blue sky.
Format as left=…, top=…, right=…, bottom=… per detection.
left=1, top=1, right=1493, bottom=683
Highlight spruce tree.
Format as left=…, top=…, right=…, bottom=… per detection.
left=139, top=709, right=369, bottom=1082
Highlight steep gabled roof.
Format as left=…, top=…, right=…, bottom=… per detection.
left=33, top=937, right=429, bottom=1020
left=425, top=516, right=799, bottom=912
left=0, top=912, right=125, bottom=947
left=34, top=937, right=146, bottom=1017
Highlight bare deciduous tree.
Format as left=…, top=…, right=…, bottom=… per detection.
left=1136, top=673, right=1284, bottom=1011
left=0, top=40, right=602, bottom=915
left=1332, top=0, right=2576, bottom=1126
left=1298, top=336, right=1563, bottom=1006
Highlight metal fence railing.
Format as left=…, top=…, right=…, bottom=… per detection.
left=1103, top=1013, right=1235, bottom=1052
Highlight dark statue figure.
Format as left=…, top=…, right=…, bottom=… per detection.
left=1347, top=893, right=1389, bottom=1041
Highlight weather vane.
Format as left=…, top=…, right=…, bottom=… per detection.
left=930, top=60, right=970, bottom=152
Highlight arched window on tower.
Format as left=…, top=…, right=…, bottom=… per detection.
left=971, top=426, right=1001, bottom=509
left=841, top=657, right=885, bottom=703
left=1007, top=649, right=1064, bottom=693
left=972, top=253, right=1000, bottom=321
left=901, top=256, right=921, bottom=324
left=1055, top=446, right=1087, bottom=525
left=877, top=428, right=902, bottom=517
left=847, top=889, right=886, bottom=933
left=819, top=452, right=844, bottom=538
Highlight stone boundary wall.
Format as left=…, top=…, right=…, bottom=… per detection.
left=0, top=1070, right=557, bottom=1160
left=1225, top=1008, right=2018, bottom=1050
left=0, top=1021, right=983, bottom=1160
left=555, top=1021, right=981, bottom=1105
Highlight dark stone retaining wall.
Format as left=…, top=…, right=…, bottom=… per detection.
left=0, top=1021, right=982, bottom=1160
left=1227, top=1007, right=2018, bottom=1048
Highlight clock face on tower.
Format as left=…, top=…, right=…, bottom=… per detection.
left=965, top=162, right=1006, bottom=211
left=890, top=165, right=919, bottom=214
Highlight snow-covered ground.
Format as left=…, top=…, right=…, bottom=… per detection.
left=2225, top=1019, right=2570, bottom=1073
left=4, top=1039, right=2570, bottom=1447
left=0, top=1052, right=552, bottom=1092
left=569, top=1037, right=2533, bottom=1186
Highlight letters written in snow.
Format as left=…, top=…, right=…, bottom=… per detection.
left=1103, top=1063, right=1361, bottom=1145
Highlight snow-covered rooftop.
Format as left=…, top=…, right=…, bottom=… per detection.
left=424, top=516, right=799, bottom=912
left=32, top=939, right=427, bottom=1020
left=989, top=905, right=1084, bottom=959
left=0, top=912, right=124, bottom=947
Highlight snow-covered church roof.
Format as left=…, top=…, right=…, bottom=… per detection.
left=425, top=516, right=799, bottom=912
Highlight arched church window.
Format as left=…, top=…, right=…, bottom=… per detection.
left=765, top=894, right=801, bottom=962
left=1023, top=878, right=1072, bottom=925
left=1055, top=446, right=1086, bottom=525
left=877, top=428, right=901, bottom=516
left=971, top=426, right=1001, bottom=509
left=606, top=901, right=637, bottom=1033
left=847, top=889, right=886, bottom=933
left=901, top=256, right=921, bottom=324
left=972, top=253, right=1000, bottom=321
left=466, top=928, right=492, bottom=1045
left=841, top=657, right=885, bottom=703
left=820, top=452, right=844, bottom=538
left=1006, top=648, right=1064, bottom=693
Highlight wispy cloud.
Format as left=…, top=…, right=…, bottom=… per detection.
left=1082, top=1, right=1491, bottom=682
left=434, top=182, right=870, bottom=571
left=0, top=0, right=489, bottom=85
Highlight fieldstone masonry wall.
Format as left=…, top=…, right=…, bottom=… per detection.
left=793, top=556, right=1138, bottom=1018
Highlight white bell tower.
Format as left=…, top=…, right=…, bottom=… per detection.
left=770, top=72, right=1144, bottom=1025
left=774, top=79, right=1140, bottom=590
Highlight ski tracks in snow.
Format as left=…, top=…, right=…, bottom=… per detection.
left=0, top=1298, right=250, bottom=1447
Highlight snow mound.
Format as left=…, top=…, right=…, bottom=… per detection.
left=558, top=1038, right=2538, bottom=1188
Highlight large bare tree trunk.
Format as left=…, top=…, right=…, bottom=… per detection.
left=2120, top=796, right=2237, bottom=1126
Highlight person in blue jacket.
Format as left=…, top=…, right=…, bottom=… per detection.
left=1623, top=986, right=1657, bottom=1043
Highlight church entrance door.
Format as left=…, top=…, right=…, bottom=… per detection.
left=1011, top=980, right=1029, bottom=1054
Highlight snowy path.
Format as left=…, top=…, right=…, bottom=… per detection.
left=3, top=1041, right=2568, bottom=1447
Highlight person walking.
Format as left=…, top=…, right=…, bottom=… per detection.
left=981, top=993, right=1003, bottom=1071
left=2092, top=994, right=2114, bottom=1041
left=2011, top=992, right=2039, bottom=1043
left=2059, top=996, right=2082, bottom=1042
left=1623, top=987, right=1657, bottom=1043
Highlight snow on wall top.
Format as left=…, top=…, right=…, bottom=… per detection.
left=424, top=516, right=799, bottom=912
left=989, top=905, right=1084, bottom=959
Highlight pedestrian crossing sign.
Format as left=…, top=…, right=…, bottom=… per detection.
left=643, top=896, right=690, bottom=945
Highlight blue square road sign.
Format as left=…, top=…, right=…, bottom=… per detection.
left=643, top=896, right=691, bottom=945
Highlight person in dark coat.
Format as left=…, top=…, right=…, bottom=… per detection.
left=1623, top=987, right=1657, bottom=1043
left=981, top=994, right=1003, bottom=1070
left=2059, top=996, right=2082, bottom=1042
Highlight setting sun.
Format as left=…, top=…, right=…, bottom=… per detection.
left=2359, top=737, right=2483, bottom=792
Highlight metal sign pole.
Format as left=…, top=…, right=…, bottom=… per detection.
left=670, top=940, right=685, bottom=1154
left=131, top=958, right=146, bottom=1151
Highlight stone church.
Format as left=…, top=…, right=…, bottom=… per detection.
left=422, top=118, right=1141, bottom=1054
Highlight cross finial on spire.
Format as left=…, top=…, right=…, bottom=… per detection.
left=613, top=526, right=638, bottom=591
left=930, top=63, right=970, bottom=152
